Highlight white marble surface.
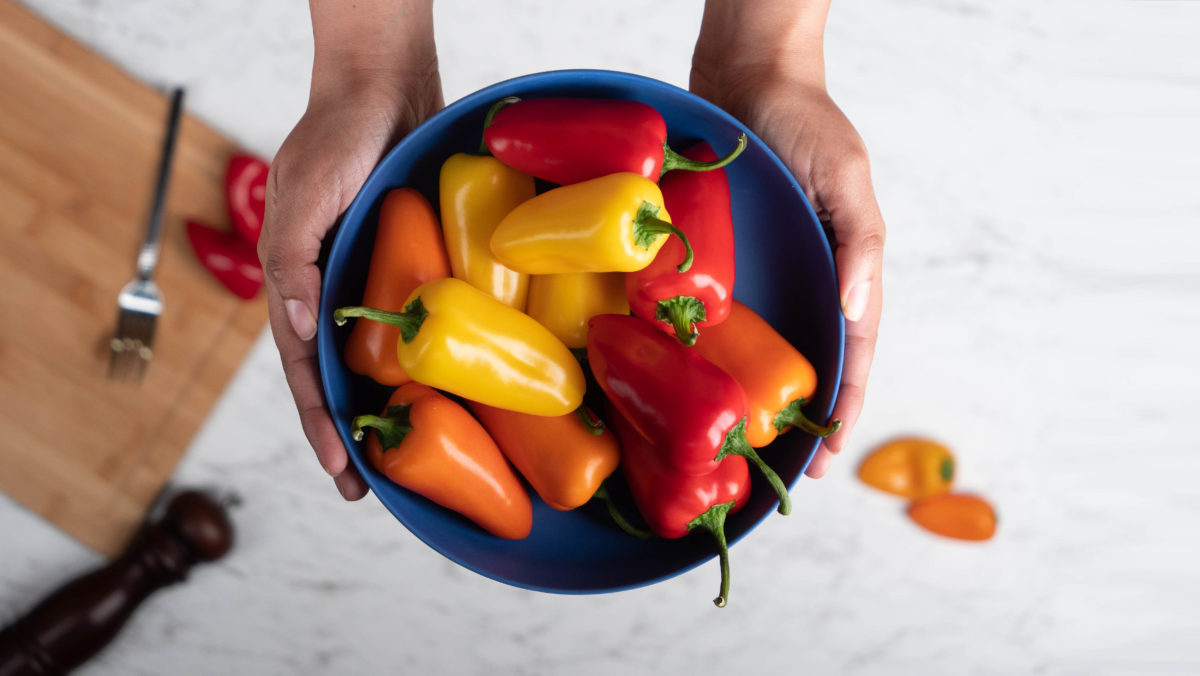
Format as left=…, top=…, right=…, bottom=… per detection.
left=3, top=1, right=1199, bottom=674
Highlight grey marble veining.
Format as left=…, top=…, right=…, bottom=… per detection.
left=3, top=1, right=1198, bottom=674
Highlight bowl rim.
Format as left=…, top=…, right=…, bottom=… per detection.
left=317, top=68, right=845, bottom=594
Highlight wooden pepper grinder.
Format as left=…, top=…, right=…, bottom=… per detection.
left=0, top=490, right=233, bottom=675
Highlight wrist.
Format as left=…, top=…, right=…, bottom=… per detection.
left=692, top=0, right=828, bottom=92
left=308, top=0, right=439, bottom=109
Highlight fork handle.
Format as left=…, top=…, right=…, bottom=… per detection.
left=137, top=87, right=185, bottom=281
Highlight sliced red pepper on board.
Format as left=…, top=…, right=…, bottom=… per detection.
left=185, top=220, right=264, bottom=300
left=586, top=313, right=791, bottom=515
left=626, top=143, right=736, bottom=345
left=483, top=97, right=747, bottom=185
left=224, top=153, right=269, bottom=244
left=608, top=404, right=750, bottom=607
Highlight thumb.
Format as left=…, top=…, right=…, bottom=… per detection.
left=258, top=162, right=341, bottom=341
left=822, top=159, right=885, bottom=323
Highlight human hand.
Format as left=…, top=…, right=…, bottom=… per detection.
left=691, top=0, right=885, bottom=479
left=259, top=0, right=441, bottom=500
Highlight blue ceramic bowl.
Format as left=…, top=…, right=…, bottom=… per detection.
left=318, top=70, right=844, bottom=595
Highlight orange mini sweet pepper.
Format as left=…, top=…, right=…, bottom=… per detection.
left=343, top=189, right=451, bottom=385
left=858, top=437, right=955, bottom=500
left=907, top=493, right=996, bottom=541
left=691, top=300, right=839, bottom=447
left=468, top=402, right=620, bottom=511
left=353, top=382, right=532, bottom=540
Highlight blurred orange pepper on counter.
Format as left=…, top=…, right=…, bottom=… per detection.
left=907, top=493, right=996, bottom=541
left=353, top=383, right=532, bottom=540
left=857, top=437, right=955, bottom=499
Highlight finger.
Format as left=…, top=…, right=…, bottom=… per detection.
left=804, top=445, right=833, bottom=479
left=820, top=274, right=883, bottom=460
left=821, top=154, right=886, bottom=323
left=265, top=282, right=349, bottom=478
left=334, top=466, right=370, bottom=502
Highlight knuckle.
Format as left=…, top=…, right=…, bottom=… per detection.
left=259, top=239, right=292, bottom=285
left=856, top=229, right=886, bottom=259
left=835, top=145, right=872, bottom=184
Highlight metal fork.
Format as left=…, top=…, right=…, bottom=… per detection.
left=107, top=87, right=185, bottom=382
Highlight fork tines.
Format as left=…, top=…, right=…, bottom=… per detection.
left=107, top=280, right=161, bottom=382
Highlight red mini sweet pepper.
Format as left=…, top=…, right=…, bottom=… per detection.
left=587, top=313, right=791, bottom=514
left=626, top=143, right=735, bottom=345
left=608, top=404, right=749, bottom=608
left=483, top=97, right=747, bottom=185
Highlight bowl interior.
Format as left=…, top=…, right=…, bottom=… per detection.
left=318, top=69, right=844, bottom=594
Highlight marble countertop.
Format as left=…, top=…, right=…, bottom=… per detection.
left=3, top=1, right=1197, bottom=674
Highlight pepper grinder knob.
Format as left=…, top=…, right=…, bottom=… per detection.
left=160, top=489, right=234, bottom=562
left=0, top=490, right=233, bottom=676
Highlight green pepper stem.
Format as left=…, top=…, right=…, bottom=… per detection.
left=655, top=295, right=707, bottom=346
left=351, top=403, right=414, bottom=451
left=633, top=202, right=694, bottom=273
left=940, top=458, right=955, bottom=482
left=719, top=419, right=792, bottom=516
left=333, top=297, right=428, bottom=344
left=593, top=482, right=654, bottom=539
left=478, top=96, right=521, bottom=154
left=576, top=405, right=606, bottom=436
left=773, top=398, right=842, bottom=438
left=660, top=132, right=748, bottom=177
left=687, top=500, right=735, bottom=608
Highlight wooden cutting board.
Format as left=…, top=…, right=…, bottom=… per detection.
left=0, top=0, right=269, bottom=558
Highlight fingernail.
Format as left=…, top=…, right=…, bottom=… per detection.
left=842, top=282, right=870, bottom=323
left=285, top=299, right=317, bottom=341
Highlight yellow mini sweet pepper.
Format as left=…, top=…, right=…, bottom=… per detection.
left=439, top=153, right=534, bottom=310
left=335, top=277, right=585, bottom=417
left=525, top=272, right=629, bottom=349
left=489, top=172, right=693, bottom=275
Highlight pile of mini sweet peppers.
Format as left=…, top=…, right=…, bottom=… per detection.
left=858, top=438, right=997, bottom=541
left=333, top=97, right=839, bottom=607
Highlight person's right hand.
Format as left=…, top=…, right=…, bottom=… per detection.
left=259, top=7, right=442, bottom=500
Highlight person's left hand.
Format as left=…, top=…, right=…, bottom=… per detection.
left=259, top=67, right=443, bottom=501
left=690, top=70, right=886, bottom=479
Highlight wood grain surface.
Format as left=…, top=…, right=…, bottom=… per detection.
left=0, top=0, right=268, bottom=558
